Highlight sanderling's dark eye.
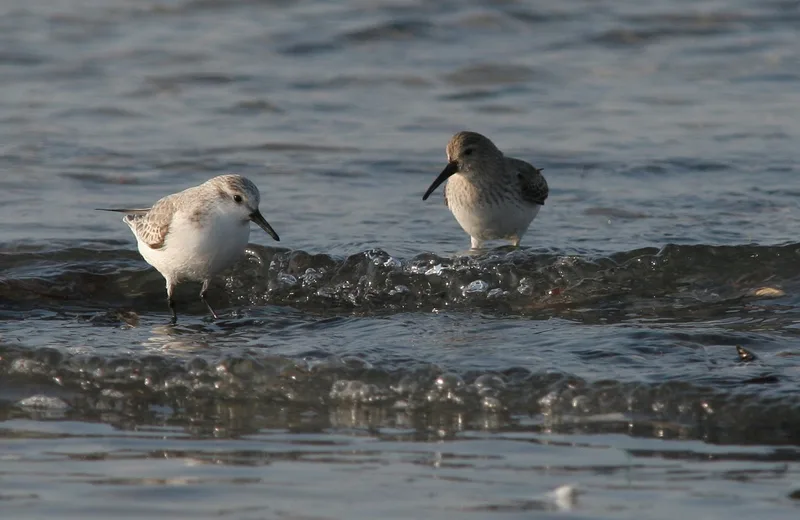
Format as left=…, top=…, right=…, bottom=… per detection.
left=463, top=148, right=473, bottom=156
left=233, top=194, right=243, bottom=203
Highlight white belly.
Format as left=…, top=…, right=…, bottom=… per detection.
left=445, top=176, right=540, bottom=242
left=450, top=201, right=539, bottom=241
left=135, top=212, right=250, bottom=284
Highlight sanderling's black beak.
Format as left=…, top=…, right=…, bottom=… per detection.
left=250, top=210, right=280, bottom=241
left=422, top=161, right=459, bottom=201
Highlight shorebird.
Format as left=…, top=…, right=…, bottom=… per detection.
left=98, top=174, right=280, bottom=323
left=422, top=131, right=548, bottom=249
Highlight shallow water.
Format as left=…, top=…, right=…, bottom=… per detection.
left=2, top=0, right=800, bottom=517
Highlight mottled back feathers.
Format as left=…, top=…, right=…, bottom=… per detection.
left=440, top=131, right=548, bottom=208
left=123, top=195, right=178, bottom=249
left=512, top=158, right=548, bottom=206
left=442, top=157, right=548, bottom=208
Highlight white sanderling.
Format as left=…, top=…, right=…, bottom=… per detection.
left=98, top=174, right=279, bottom=323
left=422, top=131, right=549, bottom=249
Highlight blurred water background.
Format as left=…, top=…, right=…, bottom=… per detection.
left=2, top=0, right=800, bottom=518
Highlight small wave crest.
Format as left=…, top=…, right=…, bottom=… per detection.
left=1, top=242, right=798, bottom=321
left=0, top=344, right=794, bottom=444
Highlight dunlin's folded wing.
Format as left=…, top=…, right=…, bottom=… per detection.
left=512, top=158, right=548, bottom=206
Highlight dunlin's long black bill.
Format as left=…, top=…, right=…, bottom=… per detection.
left=250, top=210, right=280, bottom=241
left=422, top=161, right=459, bottom=201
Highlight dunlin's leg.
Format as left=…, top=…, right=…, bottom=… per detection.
left=200, top=279, right=219, bottom=320
left=166, top=281, right=177, bottom=324
left=470, top=236, right=484, bottom=250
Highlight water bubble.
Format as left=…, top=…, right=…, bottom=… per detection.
left=425, top=264, right=446, bottom=276
left=341, top=356, right=373, bottom=369
left=281, top=367, right=307, bottom=383
left=186, top=357, right=208, bottom=376
left=418, top=373, right=467, bottom=405
left=487, top=288, right=506, bottom=298
left=538, top=391, right=559, bottom=410
left=383, top=257, right=402, bottom=269
left=330, top=379, right=352, bottom=396
left=473, top=374, right=506, bottom=397
left=464, top=280, right=489, bottom=294
left=35, top=347, right=63, bottom=366
left=164, top=374, right=190, bottom=391
left=481, top=396, right=503, bottom=410
left=517, top=277, right=534, bottom=296
left=316, top=286, right=336, bottom=298
left=278, top=272, right=298, bottom=286
left=10, top=358, right=47, bottom=375
left=144, top=374, right=164, bottom=390
left=435, top=373, right=465, bottom=391
left=391, top=374, right=423, bottom=395
left=300, top=268, right=324, bottom=286
left=17, top=395, right=69, bottom=409
left=571, top=395, right=589, bottom=412
left=243, top=247, right=264, bottom=266
left=229, top=358, right=258, bottom=378
left=329, top=380, right=384, bottom=403
left=555, top=256, right=578, bottom=268
left=389, top=284, right=410, bottom=295
left=426, top=389, right=464, bottom=405
left=366, top=249, right=390, bottom=265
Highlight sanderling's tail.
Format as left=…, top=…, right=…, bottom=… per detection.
left=95, top=208, right=151, bottom=214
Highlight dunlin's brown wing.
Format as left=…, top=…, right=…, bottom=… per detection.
left=511, top=158, right=548, bottom=206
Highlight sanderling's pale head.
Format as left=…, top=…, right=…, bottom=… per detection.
left=208, top=174, right=280, bottom=241
left=422, top=131, right=503, bottom=201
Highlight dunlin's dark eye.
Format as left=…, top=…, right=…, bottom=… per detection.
left=463, top=148, right=473, bottom=156
left=233, top=194, right=243, bottom=203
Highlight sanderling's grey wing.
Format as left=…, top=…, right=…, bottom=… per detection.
left=512, top=158, right=548, bottom=206
left=123, top=196, right=177, bottom=249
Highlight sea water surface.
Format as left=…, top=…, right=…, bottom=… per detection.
left=2, top=0, right=800, bottom=518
